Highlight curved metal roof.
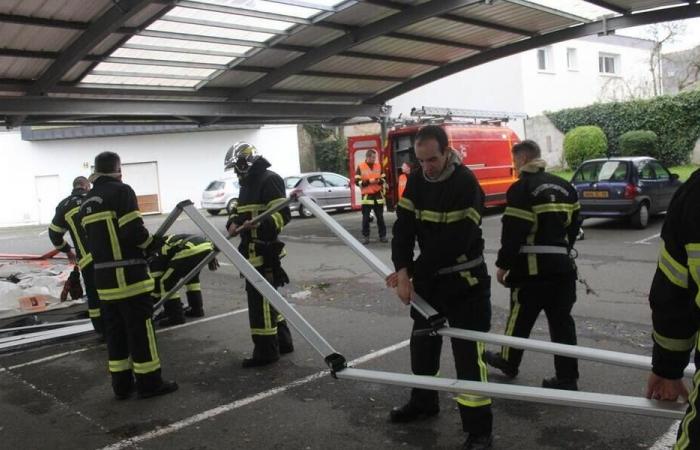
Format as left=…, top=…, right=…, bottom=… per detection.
left=0, top=0, right=698, bottom=127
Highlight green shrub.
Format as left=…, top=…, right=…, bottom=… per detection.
left=563, top=126, right=608, bottom=169
left=618, top=130, right=658, bottom=157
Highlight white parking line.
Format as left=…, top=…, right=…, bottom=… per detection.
left=632, top=233, right=661, bottom=245
left=650, top=421, right=680, bottom=449
left=100, top=339, right=411, bottom=450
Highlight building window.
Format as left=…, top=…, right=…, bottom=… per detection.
left=566, top=48, right=578, bottom=70
left=599, top=53, right=619, bottom=75
left=537, top=47, right=552, bottom=71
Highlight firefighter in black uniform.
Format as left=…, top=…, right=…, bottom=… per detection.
left=387, top=126, right=493, bottom=450
left=645, top=168, right=700, bottom=449
left=151, top=234, right=216, bottom=327
left=80, top=151, right=177, bottom=400
left=484, top=139, right=581, bottom=391
left=49, top=176, right=103, bottom=335
left=224, top=142, right=294, bottom=368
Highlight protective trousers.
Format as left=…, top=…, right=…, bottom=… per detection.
left=676, top=346, right=700, bottom=449
left=500, top=277, right=579, bottom=380
left=102, top=293, right=163, bottom=396
left=245, top=267, right=293, bottom=360
left=410, top=274, right=493, bottom=436
left=361, top=201, right=386, bottom=239
left=158, top=250, right=209, bottom=309
left=81, top=264, right=103, bottom=334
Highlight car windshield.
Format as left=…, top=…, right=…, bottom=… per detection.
left=205, top=181, right=225, bottom=191
left=285, top=177, right=301, bottom=188
left=573, top=161, right=628, bottom=183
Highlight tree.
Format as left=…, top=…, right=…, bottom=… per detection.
left=644, top=21, right=686, bottom=96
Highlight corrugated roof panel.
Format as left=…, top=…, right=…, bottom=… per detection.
left=0, top=23, right=80, bottom=52
left=0, top=56, right=50, bottom=79
left=273, top=75, right=395, bottom=93
left=92, top=62, right=216, bottom=78
left=62, top=61, right=94, bottom=82
left=192, top=0, right=323, bottom=19
left=82, top=74, right=201, bottom=87
left=453, top=2, right=576, bottom=35
left=112, top=48, right=236, bottom=65
left=243, top=49, right=304, bottom=68
left=277, top=26, right=344, bottom=47
left=309, top=55, right=432, bottom=78
left=147, top=20, right=274, bottom=43
left=123, top=35, right=253, bottom=55
left=166, top=6, right=298, bottom=31
left=322, top=2, right=396, bottom=26
left=351, top=36, right=474, bottom=63
left=123, top=3, right=171, bottom=28
left=0, top=0, right=111, bottom=22
left=399, top=17, right=521, bottom=47
left=203, top=70, right=266, bottom=88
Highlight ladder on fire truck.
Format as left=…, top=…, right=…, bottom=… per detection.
left=409, top=106, right=528, bottom=125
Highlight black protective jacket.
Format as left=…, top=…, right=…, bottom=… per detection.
left=79, top=176, right=154, bottom=301
left=225, top=157, right=291, bottom=270
left=649, top=169, right=700, bottom=379
left=496, top=165, right=580, bottom=285
left=392, top=159, right=487, bottom=285
left=149, top=234, right=213, bottom=276
left=49, top=188, right=93, bottom=269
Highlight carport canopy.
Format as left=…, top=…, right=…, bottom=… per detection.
left=0, top=0, right=699, bottom=128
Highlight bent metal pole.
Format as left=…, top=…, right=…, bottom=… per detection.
left=296, top=196, right=696, bottom=378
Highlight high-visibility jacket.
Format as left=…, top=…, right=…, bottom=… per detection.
left=355, top=161, right=385, bottom=205
left=495, top=167, right=580, bottom=285
left=49, top=188, right=93, bottom=269
left=392, top=162, right=487, bottom=284
left=79, top=176, right=154, bottom=301
left=149, top=234, right=213, bottom=276
left=649, top=168, right=700, bottom=380
left=398, top=173, right=408, bottom=199
left=225, top=157, right=291, bottom=269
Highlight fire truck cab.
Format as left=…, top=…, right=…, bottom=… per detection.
left=348, top=107, right=524, bottom=209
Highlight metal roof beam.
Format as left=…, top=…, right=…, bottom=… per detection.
left=228, top=0, right=483, bottom=100
left=0, top=97, right=389, bottom=118
left=368, top=3, right=700, bottom=103
left=501, top=0, right=591, bottom=23
left=581, top=1, right=629, bottom=15
left=158, top=14, right=292, bottom=35
left=0, top=13, right=86, bottom=30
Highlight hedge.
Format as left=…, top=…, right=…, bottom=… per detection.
left=618, top=130, right=658, bottom=158
left=545, top=90, right=700, bottom=166
left=563, top=126, right=608, bottom=169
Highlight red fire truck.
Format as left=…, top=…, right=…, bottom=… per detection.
left=348, top=107, right=525, bottom=209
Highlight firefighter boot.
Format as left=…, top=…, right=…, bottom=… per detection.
left=112, top=371, right=135, bottom=400
left=542, top=376, right=578, bottom=391
left=158, top=300, right=186, bottom=327
left=462, top=434, right=493, bottom=450
left=137, top=380, right=179, bottom=399
left=389, top=388, right=439, bottom=423
left=277, top=320, right=294, bottom=354
left=484, top=351, right=518, bottom=378
left=184, top=291, right=204, bottom=318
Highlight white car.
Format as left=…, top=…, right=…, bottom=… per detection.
left=201, top=176, right=240, bottom=216
left=285, top=172, right=361, bottom=218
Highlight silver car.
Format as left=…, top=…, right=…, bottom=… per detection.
left=201, top=176, right=240, bottom=216
left=285, top=172, right=360, bottom=218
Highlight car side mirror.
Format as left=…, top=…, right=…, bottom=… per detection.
left=670, top=173, right=679, bottom=181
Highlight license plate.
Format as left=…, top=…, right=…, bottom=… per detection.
left=583, top=190, right=609, bottom=198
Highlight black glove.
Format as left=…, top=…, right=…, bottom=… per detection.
left=361, top=180, right=369, bottom=187
left=208, top=257, right=220, bottom=271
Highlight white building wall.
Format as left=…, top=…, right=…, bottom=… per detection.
left=0, top=125, right=300, bottom=226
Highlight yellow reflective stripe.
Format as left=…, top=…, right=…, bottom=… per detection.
left=133, top=360, right=161, bottom=374
left=186, top=282, right=201, bottom=292
left=54, top=239, right=69, bottom=250
left=116, top=267, right=127, bottom=289
left=263, top=298, right=272, bottom=330
left=109, top=358, right=131, bottom=372
left=504, top=207, right=534, bottom=222
left=266, top=198, right=287, bottom=209
left=414, top=208, right=480, bottom=224
left=137, top=234, right=153, bottom=250
left=526, top=234, right=538, bottom=275
left=687, top=243, right=700, bottom=309
left=532, top=203, right=578, bottom=214
left=477, top=341, right=488, bottom=382
left=653, top=331, right=697, bottom=352
left=65, top=206, right=89, bottom=259
left=78, top=253, right=93, bottom=269
left=150, top=271, right=164, bottom=278
left=572, top=201, right=581, bottom=211
left=248, top=255, right=264, bottom=267
left=81, top=211, right=116, bottom=226
left=251, top=328, right=278, bottom=336
left=676, top=369, right=700, bottom=449
left=659, top=243, right=689, bottom=289
left=88, top=308, right=101, bottom=318
left=49, top=222, right=66, bottom=233
left=276, top=314, right=284, bottom=323
left=455, top=393, right=492, bottom=408
left=104, top=217, right=122, bottom=261
left=271, top=212, right=285, bottom=232
left=97, top=278, right=154, bottom=301
left=502, top=288, right=520, bottom=360
left=117, top=210, right=141, bottom=228
left=460, top=270, right=479, bottom=287
left=171, top=242, right=213, bottom=260
left=237, top=203, right=265, bottom=213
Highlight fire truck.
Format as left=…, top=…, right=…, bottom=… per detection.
left=348, top=107, right=526, bottom=210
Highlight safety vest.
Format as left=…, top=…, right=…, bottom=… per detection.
left=358, top=162, right=383, bottom=195
left=398, top=173, right=408, bottom=199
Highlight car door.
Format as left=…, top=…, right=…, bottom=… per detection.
left=322, top=173, right=352, bottom=207
left=637, top=160, right=661, bottom=213
left=304, top=174, right=330, bottom=206
left=648, top=161, right=678, bottom=211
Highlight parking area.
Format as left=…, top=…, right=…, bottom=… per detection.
left=0, top=209, right=681, bottom=449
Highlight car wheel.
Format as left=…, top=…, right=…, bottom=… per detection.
left=207, top=209, right=221, bottom=216
left=630, top=202, right=649, bottom=229
left=298, top=203, right=314, bottom=218
left=226, top=198, right=238, bottom=214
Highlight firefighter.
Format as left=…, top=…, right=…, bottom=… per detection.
left=225, top=142, right=294, bottom=368
left=397, top=162, right=411, bottom=200
left=151, top=234, right=217, bottom=327
left=386, top=125, right=493, bottom=450
left=645, top=168, right=700, bottom=448
left=80, top=151, right=177, bottom=400
left=48, top=176, right=103, bottom=335
left=355, top=149, right=387, bottom=244
left=484, top=139, right=581, bottom=391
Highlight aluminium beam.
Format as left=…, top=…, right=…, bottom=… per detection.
left=296, top=196, right=697, bottom=378
left=0, top=323, right=94, bottom=353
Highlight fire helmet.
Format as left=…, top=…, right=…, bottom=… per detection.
left=224, top=142, right=259, bottom=174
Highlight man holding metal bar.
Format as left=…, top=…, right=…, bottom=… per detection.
left=645, top=168, right=700, bottom=448
left=485, top=139, right=581, bottom=391
left=225, top=142, right=294, bottom=368
left=150, top=234, right=217, bottom=327
left=387, top=125, right=493, bottom=450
